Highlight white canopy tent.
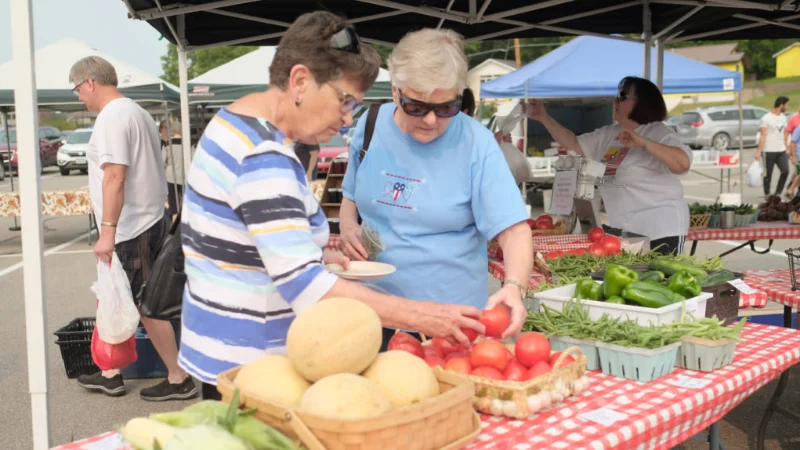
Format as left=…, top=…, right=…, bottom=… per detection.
left=11, top=0, right=800, bottom=448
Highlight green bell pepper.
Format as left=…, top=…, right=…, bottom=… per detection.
left=621, top=281, right=686, bottom=308
left=576, top=278, right=603, bottom=301
left=666, top=270, right=702, bottom=298
left=648, top=259, right=708, bottom=280
left=606, top=295, right=626, bottom=304
left=603, top=265, right=640, bottom=299
left=638, top=271, right=665, bottom=283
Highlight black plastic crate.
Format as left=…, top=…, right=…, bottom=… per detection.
left=54, top=317, right=99, bottom=379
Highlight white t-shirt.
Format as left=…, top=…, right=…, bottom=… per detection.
left=577, top=122, right=691, bottom=240
left=87, top=97, right=167, bottom=243
left=760, top=112, right=788, bottom=153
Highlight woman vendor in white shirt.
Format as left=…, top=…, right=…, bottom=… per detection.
left=526, top=76, right=691, bottom=255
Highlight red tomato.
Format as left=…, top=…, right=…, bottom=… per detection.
left=503, top=360, right=529, bottom=381
left=387, top=332, right=424, bottom=359
left=443, top=356, right=472, bottom=374
left=496, top=248, right=504, bottom=260
left=423, top=346, right=443, bottom=359
left=425, top=355, right=445, bottom=368
left=446, top=351, right=468, bottom=360
left=535, top=218, right=555, bottom=230
left=527, top=360, right=552, bottom=379
left=536, top=214, right=553, bottom=226
left=566, top=249, right=585, bottom=256
left=514, top=333, right=552, bottom=368
left=544, top=252, right=558, bottom=261
left=431, top=337, right=462, bottom=356
left=505, top=347, right=515, bottom=362
left=549, top=352, right=577, bottom=369
left=461, top=328, right=479, bottom=344
left=525, top=218, right=537, bottom=229
left=589, top=243, right=606, bottom=258
left=588, top=227, right=605, bottom=243
left=470, top=339, right=510, bottom=371
left=471, top=366, right=506, bottom=380
left=600, top=235, right=621, bottom=254
left=480, top=306, right=510, bottom=338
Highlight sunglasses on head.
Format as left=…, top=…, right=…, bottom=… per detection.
left=398, top=90, right=462, bottom=118
left=330, top=25, right=361, bottom=54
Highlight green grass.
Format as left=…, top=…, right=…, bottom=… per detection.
left=745, top=76, right=800, bottom=87
left=749, top=88, right=800, bottom=109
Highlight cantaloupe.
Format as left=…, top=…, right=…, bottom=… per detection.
left=299, top=373, right=392, bottom=419
left=362, top=350, right=440, bottom=407
left=233, top=354, right=310, bottom=406
left=287, top=297, right=382, bottom=382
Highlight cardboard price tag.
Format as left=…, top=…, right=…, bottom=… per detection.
left=579, top=408, right=629, bottom=426
left=549, top=170, right=578, bottom=215
left=667, top=374, right=711, bottom=389
left=728, top=279, right=757, bottom=295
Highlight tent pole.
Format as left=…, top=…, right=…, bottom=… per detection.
left=523, top=80, right=529, bottom=212
left=10, top=0, right=51, bottom=448
left=178, top=16, right=192, bottom=198
left=655, top=39, right=665, bottom=91
left=737, top=66, right=744, bottom=198
left=642, top=0, right=652, bottom=80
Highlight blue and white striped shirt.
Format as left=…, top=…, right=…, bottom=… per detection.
left=178, top=109, right=336, bottom=384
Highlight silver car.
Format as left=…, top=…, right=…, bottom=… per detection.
left=676, top=105, right=769, bottom=150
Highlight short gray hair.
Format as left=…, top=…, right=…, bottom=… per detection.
left=388, top=28, right=468, bottom=95
left=69, top=56, right=118, bottom=87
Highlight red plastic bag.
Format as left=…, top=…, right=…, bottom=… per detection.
left=91, top=323, right=137, bottom=370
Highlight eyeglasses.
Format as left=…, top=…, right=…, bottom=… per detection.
left=327, top=82, right=360, bottom=113
left=72, top=79, right=87, bottom=96
left=398, top=90, right=462, bottom=118
left=330, top=26, right=361, bottom=54
left=616, top=91, right=636, bottom=102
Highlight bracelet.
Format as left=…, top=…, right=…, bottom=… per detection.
left=100, top=221, right=117, bottom=228
left=503, top=279, right=527, bottom=298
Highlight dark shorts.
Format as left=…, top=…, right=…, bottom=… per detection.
left=650, top=236, right=685, bottom=256
left=115, top=211, right=169, bottom=304
left=167, top=183, right=184, bottom=217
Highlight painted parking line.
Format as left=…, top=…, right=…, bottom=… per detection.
left=0, top=230, right=96, bottom=278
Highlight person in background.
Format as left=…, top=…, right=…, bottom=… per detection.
left=338, top=28, right=532, bottom=350
left=294, top=141, right=320, bottom=180
left=526, top=76, right=691, bottom=255
left=70, top=56, right=196, bottom=401
left=785, top=103, right=800, bottom=147
left=461, top=87, right=476, bottom=117
left=755, top=96, right=790, bottom=198
left=785, top=125, right=800, bottom=198
left=160, top=120, right=184, bottom=219
left=179, top=12, right=484, bottom=400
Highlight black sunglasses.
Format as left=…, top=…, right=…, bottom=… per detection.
left=616, top=90, right=636, bottom=102
left=330, top=26, right=361, bottom=54
left=398, top=90, right=463, bottom=118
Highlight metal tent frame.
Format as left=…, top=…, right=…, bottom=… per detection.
left=9, top=0, right=800, bottom=448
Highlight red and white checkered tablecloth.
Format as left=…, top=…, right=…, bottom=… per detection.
left=327, top=234, right=340, bottom=250
left=54, top=324, right=800, bottom=450
left=744, top=269, right=800, bottom=309
left=687, top=222, right=800, bottom=242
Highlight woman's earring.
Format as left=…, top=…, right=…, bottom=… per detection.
left=295, top=97, right=302, bottom=107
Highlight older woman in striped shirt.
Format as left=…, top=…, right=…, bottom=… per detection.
left=179, top=11, right=486, bottom=400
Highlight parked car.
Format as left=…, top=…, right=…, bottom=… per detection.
left=664, top=115, right=682, bottom=133
left=0, top=126, right=64, bottom=174
left=57, top=128, right=91, bottom=175
left=316, top=133, right=349, bottom=176
left=676, top=105, right=769, bottom=150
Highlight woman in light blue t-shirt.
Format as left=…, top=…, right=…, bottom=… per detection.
left=339, top=28, right=533, bottom=350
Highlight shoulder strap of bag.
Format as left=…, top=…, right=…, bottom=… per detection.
left=358, top=103, right=381, bottom=163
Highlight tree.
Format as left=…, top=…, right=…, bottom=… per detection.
left=160, top=44, right=259, bottom=85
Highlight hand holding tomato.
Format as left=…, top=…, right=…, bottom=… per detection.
left=484, top=283, right=526, bottom=339
left=410, top=301, right=485, bottom=349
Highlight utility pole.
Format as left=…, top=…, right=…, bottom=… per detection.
left=514, top=38, right=522, bottom=68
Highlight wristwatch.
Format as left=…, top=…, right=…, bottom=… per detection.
left=503, top=279, right=527, bottom=298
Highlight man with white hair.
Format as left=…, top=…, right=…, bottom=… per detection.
left=70, top=56, right=197, bottom=401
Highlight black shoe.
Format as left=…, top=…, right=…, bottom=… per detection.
left=140, top=377, right=198, bottom=402
left=76, top=372, right=126, bottom=396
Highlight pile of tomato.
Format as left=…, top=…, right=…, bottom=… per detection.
left=542, top=227, right=621, bottom=260
left=387, top=305, right=575, bottom=382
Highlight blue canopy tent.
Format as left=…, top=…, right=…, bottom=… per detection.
left=480, top=36, right=742, bottom=99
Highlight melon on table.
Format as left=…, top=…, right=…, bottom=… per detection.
left=287, top=297, right=382, bottom=382
left=299, top=373, right=393, bottom=419
left=233, top=354, right=310, bottom=406
left=362, top=350, right=441, bottom=407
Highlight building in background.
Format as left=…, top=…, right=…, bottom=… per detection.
left=666, top=44, right=746, bottom=112
left=467, top=58, right=516, bottom=104
left=773, top=42, right=800, bottom=79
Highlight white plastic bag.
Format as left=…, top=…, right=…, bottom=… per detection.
left=93, top=252, right=140, bottom=344
left=746, top=160, right=763, bottom=188
left=500, top=141, right=532, bottom=184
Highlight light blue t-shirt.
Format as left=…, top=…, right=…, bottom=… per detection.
left=342, top=103, right=528, bottom=309
left=793, top=127, right=800, bottom=160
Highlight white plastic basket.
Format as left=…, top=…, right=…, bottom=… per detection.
left=533, top=282, right=711, bottom=326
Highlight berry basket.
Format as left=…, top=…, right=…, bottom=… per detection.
left=550, top=335, right=600, bottom=371
left=676, top=336, right=737, bottom=372
left=596, top=341, right=681, bottom=382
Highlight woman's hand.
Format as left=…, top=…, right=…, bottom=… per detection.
left=523, top=99, right=548, bottom=121
left=338, top=223, right=369, bottom=261
left=323, top=248, right=350, bottom=270
left=411, top=302, right=485, bottom=350
left=494, top=130, right=512, bottom=144
left=487, top=284, right=526, bottom=339
left=618, top=129, right=647, bottom=148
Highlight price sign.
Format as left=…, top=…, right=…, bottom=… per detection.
left=579, top=408, right=629, bottom=426
left=728, top=279, right=757, bottom=295
left=549, top=170, right=578, bottom=215
left=667, top=374, right=711, bottom=389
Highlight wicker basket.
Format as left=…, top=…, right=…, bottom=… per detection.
left=689, top=213, right=712, bottom=231
left=217, top=366, right=480, bottom=450
left=468, top=346, right=587, bottom=419
left=530, top=220, right=568, bottom=237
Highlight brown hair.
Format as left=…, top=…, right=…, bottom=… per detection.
left=619, top=76, right=668, bottom=124
left=269, top=11, right=380, bottom=93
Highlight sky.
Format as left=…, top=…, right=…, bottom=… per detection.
left=0, top=0, right=168, bottom=77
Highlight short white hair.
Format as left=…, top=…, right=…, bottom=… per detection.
left=69, top=56, right=118, bottom=87
left=388, top=28, right=467, bottom=95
